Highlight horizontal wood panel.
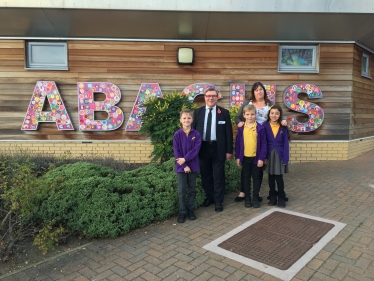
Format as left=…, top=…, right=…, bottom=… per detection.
left=1, top=40, right=373, bottom=141
left=69, top=43, right=165, bottom=51
left=350, top=45, right=374, bottom=139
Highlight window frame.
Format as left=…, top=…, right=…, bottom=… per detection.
left=278, top=45, right=319, bottom=73
left=25, top=41, right=68, bottom=71
left=361, top=53, right=371, bottom=79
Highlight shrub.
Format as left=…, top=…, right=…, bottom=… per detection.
left=139, top=92, right=197, bottom=162
left=1, top=153, right=242, bottom=259
left=229, top=106, right=240, bottom=126
left=35, top=162, right=154, bottom=238
left=122, top=160, right=179, bottom=221
left=0, top=157, right=45, bottom=261
left=224, top=159, right=241, bottom=194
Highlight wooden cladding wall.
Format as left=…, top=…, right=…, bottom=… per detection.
left=0, top=40, right=368, bottom=141
left=351, top=45, right=374, bottom=139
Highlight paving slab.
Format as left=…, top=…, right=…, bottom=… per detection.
left=1, top=149, right=373, bottom=281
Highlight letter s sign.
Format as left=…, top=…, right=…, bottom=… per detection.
left=283, top=84, right=324, bottom=132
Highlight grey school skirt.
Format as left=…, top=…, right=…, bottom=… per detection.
left=265, top=148, right=289, bottom=175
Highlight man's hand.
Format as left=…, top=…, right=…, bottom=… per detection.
left=226, top=153, right=232, bottom=159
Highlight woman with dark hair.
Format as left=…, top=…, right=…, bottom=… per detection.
left=234, top=82, right=287, bottom=202
left=235, top=82, right=272, bottom=127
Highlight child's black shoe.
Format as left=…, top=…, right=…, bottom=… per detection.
left=187, top=209, right=197, bottom=220
left=253, top=195, right=260, bottom=208
left=278, top=197, right=286, bottom=208
left=177, top=213, right=186, bottom=223
left=268, top=196, right=277, bottom=206
left=245, top=199, right=252, bottom=208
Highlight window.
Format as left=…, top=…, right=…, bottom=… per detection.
left=362, top=53, right=371, bottom=78
left=278, top=45, right=319, bottom=73
left=26, top=42, right=68, bottom=70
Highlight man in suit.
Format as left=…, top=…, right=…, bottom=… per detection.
left=192, top=87, right=233, bottom=212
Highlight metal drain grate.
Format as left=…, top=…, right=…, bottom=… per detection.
left=218, top=211, right=334, bottom=270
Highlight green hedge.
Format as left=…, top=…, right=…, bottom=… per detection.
left=33, top=158, right=240, bottom=239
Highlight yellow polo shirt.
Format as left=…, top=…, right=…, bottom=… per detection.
left=243, top=122, right=257, bottom=157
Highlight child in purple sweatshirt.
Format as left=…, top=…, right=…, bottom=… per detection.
left=235, top=105, right=267, bottom=208
left=173, top=109, right=201, bottom=223
left=263, top=105, right=290, bottom=208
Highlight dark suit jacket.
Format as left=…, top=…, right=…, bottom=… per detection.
left=192, top=105, right=233, bottom=161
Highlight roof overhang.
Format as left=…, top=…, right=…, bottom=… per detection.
left=1, top=0, right=374, bottom=53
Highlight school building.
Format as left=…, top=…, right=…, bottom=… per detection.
left=0, top=0, right=374, bottom=163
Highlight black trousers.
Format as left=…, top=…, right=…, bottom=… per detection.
left=199, top=141, right=225, bottom=204
left=177, top=172, right=197, bottom=214
left=241, top=156, right=262, bottom=198
left=240, top=162, right=263, bottom=193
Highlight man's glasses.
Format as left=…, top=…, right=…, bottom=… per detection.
left=205, top=95, right=218, bottom=98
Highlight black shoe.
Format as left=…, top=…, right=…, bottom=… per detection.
left=177, top=213, right=186, bottom=223
left=234, top=196, right=245, bottom=202
left=215, top=203, right=223, bottom=212
left=268, top=196, right=277, bottom=206
left=245, top=199, right=252, bottom=208
left=202, top=198, right=214, bottom=207
left=187, top=209, right=197, bottom=220
left=278, top=197, right=286, bottom=208
left=268, top=191, right=288, bottom=201
left=253, top=195, right=260, bottom=208
left=258, top=196, right=263, bottom=202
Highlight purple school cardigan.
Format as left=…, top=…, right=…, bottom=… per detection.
left=263, top=122, right=290, bottom=164
left=173, top=128, right=201, bottom=173
left=235, top=123, right=267, bottom=164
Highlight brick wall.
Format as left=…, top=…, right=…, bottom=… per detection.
left=290, top=142, right=349, bottom=162
left=348, top=136, right=374, bottom=159
left=0, top=141, right=154, bottom=163
left=0, top=139, right=373, bottom=163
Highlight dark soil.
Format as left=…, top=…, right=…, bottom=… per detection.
left=0, top=235, right=92, bottom=276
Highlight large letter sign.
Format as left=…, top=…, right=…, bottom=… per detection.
left=22, top=81, right=74, bottom=130
left=126, top=83, right=222, bottom=131
left=229, top=84, right=276, bottom=107
left=78, top=82, right=124, bottom=131
left=125, top=83, right=163, bottom=131
left=230, top=84, right=246, bottom=107
left=21, top=81, right=325, bottom=134
left=283, top=84, right=324, bottom=132
left=182, top=83, right=222, bottom=101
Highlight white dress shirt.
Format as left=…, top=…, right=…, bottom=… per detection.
left=203, top=105, right=217, bottom=141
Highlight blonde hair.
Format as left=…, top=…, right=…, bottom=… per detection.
left=243, top=104, right=256, bottom=115
left=180, top=108, right=193, bottom=118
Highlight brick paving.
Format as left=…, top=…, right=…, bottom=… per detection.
left=1, top=149, right=373, bottom=281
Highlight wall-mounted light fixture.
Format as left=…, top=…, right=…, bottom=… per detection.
left=177, top=47, right=194, bottom=65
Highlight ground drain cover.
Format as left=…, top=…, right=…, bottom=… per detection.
left=218, top=211, right=334, bottom=270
